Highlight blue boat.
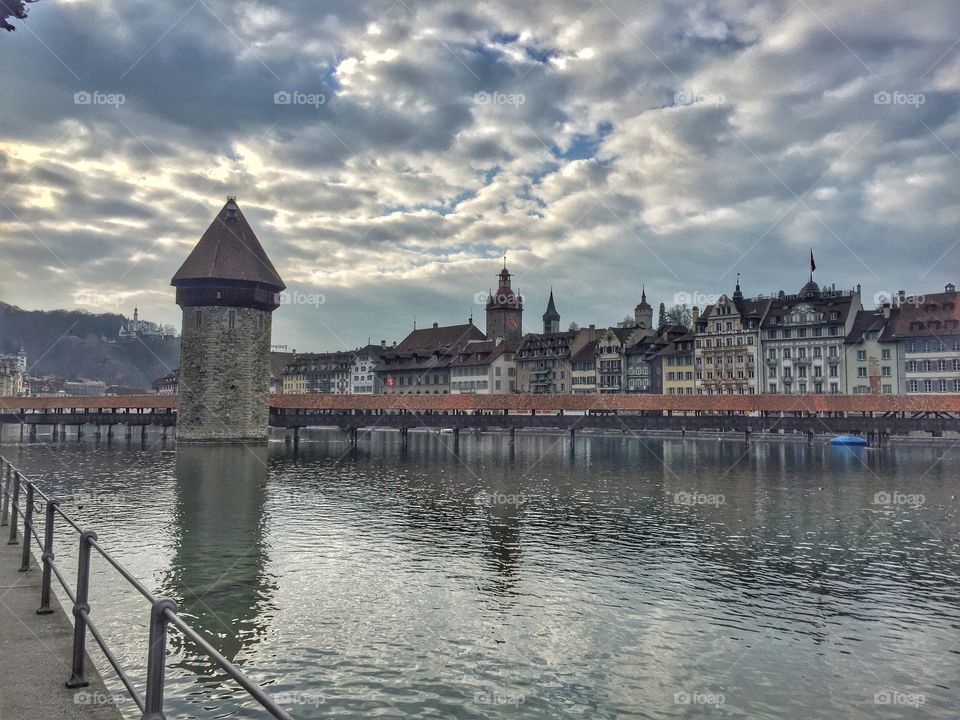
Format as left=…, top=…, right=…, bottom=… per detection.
left=830, top=435, right=867, bottom=446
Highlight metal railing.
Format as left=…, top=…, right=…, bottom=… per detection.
left=0, top=455, right=293, bottom=720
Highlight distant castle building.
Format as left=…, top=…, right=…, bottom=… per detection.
left=485, top=261, right=523, bottom=344
left=171, top=197, right=286, bottom=442
left=118, top=307, right=164, bottom=340
left=0, top=345, right=27, bottom=396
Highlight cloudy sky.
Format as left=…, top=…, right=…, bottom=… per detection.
left=1, top=0, right=958, bottom=350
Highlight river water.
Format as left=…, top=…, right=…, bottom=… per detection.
left=1, top=428, right=958, bottom=719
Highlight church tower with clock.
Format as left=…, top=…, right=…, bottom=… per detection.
left=485, top=260, right=523, bottom=344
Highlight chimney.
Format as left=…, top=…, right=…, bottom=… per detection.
left=380, top=339, right=386, bottom=348
left=432, top=322, right=439, bottom=328
left=692, top=306, right=700, bottom=323
left=882, top=303, right=891, bottom=319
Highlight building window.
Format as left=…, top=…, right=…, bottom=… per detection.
left=857, top=350, right=866, bottom=361
left=228, top=310, right=236, bottom=330
left=858, top=367, right=867, bottom=377
left=882, top=366, right=891, bottom=377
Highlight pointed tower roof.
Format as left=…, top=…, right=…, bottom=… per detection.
left=542, top=288, right=560, bottom=322
left=636, top=285, right=651, bottom=310
left=172, top=198, right=285, bottom=291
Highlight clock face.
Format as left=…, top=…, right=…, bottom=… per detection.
left=507, top=314, right=519, bottom=328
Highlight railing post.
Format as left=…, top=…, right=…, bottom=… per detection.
left=66, top=529, right=97, bottom=688
left=141, top=598, right=177, bottom=720
left=37, top=499, right=58, bottom=615
left=19, top=483, right=34, bottom=571
left=0, top=460, right=8, bottom=527
left=7, top=471, right=20, bottom=544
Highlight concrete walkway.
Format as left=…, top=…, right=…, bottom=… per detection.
left=0, top=532, right=123, bottom=720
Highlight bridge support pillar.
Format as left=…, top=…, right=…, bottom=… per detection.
left=509, top=427, right=515, bottom=443
left=29, top=425, right=36, bottom=441
left=807, top=429, right=814, bottom=444
left=124, top=425, right=132, bottom=440
left=745, top=427, right=751, bottom=444
left=293, top=427, right=300, bottom=445
left=19, top=423, right=24, bottom=441
left=94, top=425, right=101, bottom=439
left=569, top=428, right=575, bottom=440
left=77, top=425, right=84, bottom=439
left=452, top=427, right=459, bottom=448
left=107, top=424, right=114, bottom=439
left=141, top=425, right=147, bottom=441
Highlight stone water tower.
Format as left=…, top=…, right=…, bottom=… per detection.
left=171, top=197, right=285, bottom=442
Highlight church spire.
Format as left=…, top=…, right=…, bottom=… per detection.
left=542, top=287, right=560, bottom=333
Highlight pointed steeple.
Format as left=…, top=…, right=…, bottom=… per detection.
left=542, top=287, right=560, bottom=333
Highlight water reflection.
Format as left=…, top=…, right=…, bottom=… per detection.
left=163, top=444, right=277, bottom=676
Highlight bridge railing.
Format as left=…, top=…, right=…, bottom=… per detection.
left=0, top=455, right=293, bottom=720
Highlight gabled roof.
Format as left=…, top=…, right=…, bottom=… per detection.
left=571, top=340, right=598, bottom=364
left=884, top=290, right=960, bottom=339
left=845, top=309, right=897, bottom=344
left=396, top=322, right=485, bottom=353
left=171, top=198, right=285, bottom=290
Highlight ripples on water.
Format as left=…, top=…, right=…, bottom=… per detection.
left=1, top=428, right=958, bottom=719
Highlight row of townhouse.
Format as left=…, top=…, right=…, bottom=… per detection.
left=281, top=342, right=392, bottom=395
left=271, top=259, right=958, bottom=397
left=694, top=278, right=959, bottom=395
left=523, top=275, right=959, bottom=397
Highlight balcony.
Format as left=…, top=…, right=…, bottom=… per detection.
left=827, top=356, right=840, bottom=365
left=782, top=376, right=793, bottom=384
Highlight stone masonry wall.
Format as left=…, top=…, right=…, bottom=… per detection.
left=177, top=305, right=272, bottom=441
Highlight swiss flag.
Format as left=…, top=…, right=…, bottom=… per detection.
left=810, top=250, right=816, bottom=273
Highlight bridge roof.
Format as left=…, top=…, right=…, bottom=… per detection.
left=3, top=393, right=960, bottom=413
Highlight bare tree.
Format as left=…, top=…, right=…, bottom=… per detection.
left=666, top=304, right=692, bottom=328
left=1, top=1, right=38, bottom=32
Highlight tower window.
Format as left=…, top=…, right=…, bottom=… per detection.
left=195, top=310, right=202, bottom=328
left=228, top=310, right=236, bottom=330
